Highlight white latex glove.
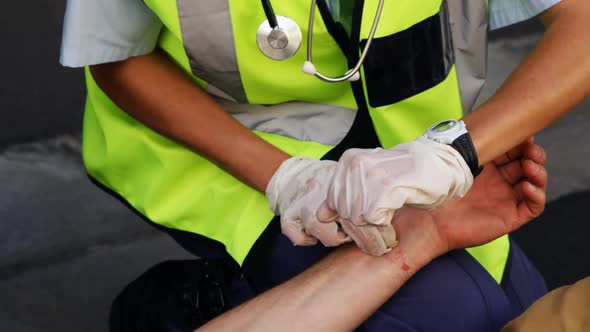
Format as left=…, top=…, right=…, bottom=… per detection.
left=266, top=156, right=350, bottom=247
left=339, top=220, right=398, bottom=256
left=318, top=136, right=473, bottom=227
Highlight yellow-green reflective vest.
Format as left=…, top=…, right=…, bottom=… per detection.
left=83, top=0, right=508, bottom=283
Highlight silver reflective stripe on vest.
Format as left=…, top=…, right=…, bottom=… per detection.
left=177, top=0, right=247, bottom=102
left=441, top=0, right=455, bottom=83
left=447, top=0, right=488, bottom=112
left=176, top=0, right=355, bottom=146
left=216, top=99, right=356, bottom=146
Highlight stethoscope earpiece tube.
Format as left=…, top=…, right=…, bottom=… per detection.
left=259, top=0, right=384, bottom=82
left=303, top=0, right=385, bottom=82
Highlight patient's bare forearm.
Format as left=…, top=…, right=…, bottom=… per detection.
left=198, top=244, right=421, bottom=332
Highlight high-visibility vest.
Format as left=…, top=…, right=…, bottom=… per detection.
left=83, top=0, right=508, bottom=283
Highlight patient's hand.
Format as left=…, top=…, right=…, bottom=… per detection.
left=389, top=139, right=547, bottom=266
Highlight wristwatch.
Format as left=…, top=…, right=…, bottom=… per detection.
left=423, top=119, right=483, bottom=176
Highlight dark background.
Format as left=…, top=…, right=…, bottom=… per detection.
left=0, top=2, right=589, bottom=331
left=0, top=1, right=85, bottom=147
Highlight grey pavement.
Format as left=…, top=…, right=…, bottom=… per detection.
left=1, top=8, right=590, bottom=332
left=0, top=137, right=192, bottom=332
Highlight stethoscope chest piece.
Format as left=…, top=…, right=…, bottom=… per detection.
left=257, top=15, right=302, bottom=60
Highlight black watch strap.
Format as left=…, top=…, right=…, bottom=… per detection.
left=452, top=133, right=483, bottom=177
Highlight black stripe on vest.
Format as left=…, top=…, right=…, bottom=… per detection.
left=361, top=1, right=455, bottom=107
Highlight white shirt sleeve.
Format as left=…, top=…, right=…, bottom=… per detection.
left=489, top=0, right=561, bottom=30
left=60, top=0, right=163, bottom=67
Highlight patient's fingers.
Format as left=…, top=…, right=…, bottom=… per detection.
left=516, top=181, right=546, bottom=220
left=522, top=159, right=548, bottom=190
left=496, top=142, right=546, bottom=185
left=523, top=142, right=547, bottom=166
left=493, top=137, right=535, bottom=166
left=512, top=156, right=547, bottom=220
left=497, top=160, right=525, bottom=185
left=498, top=158, right=547, bottom=191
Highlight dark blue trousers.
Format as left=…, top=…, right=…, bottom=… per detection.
left=167, top=221, right=547, bottom=332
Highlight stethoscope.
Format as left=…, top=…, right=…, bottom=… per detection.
left=256, top=0, right=385, bottom=82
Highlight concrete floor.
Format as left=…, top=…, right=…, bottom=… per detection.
left=1, top=5, right=589, bottom=332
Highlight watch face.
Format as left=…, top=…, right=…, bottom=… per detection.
left=432, top=120, right=458, bottom=133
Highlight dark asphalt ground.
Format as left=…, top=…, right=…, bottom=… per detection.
left=1, top=2, right=589, bottom=331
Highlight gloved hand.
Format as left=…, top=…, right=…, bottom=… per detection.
left=318, top=136, right=473, bottom=228
left=266, top=156, right=350, bottom=247
left=339, top=220, right=398, bottom=256
left=267, top=157, right=403, bottom=255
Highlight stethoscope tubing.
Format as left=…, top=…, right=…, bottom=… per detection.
left=305, top=0, right=385, bottom=82
left=262, top=0, right=279, bottom=28
left=259, top=0, right=385, bottom=83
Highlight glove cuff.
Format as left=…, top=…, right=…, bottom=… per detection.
left=416, top=136, right=474, bottom=197
left=265, top=156, right=313, bottom=214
